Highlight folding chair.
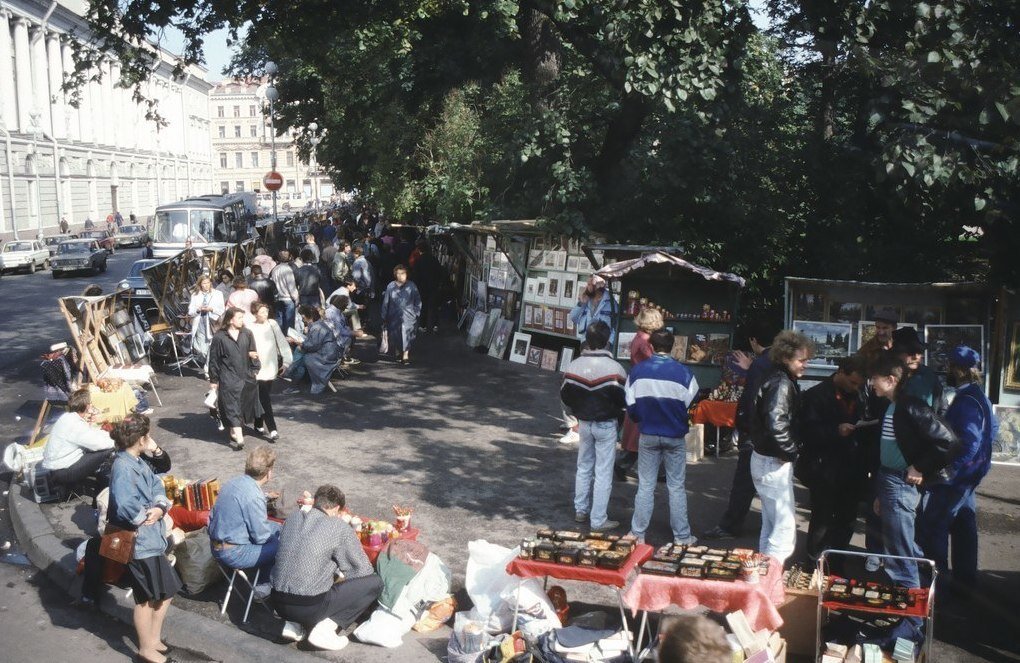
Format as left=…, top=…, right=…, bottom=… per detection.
left=217, top=564, right=270, bottom=623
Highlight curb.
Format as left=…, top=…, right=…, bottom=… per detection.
left=8, top=482, right=323, bottom=663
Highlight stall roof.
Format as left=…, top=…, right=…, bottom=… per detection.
left=587, top=244, right=686, bottom=255
left=595, top=251, right=746, bottom=287
left=785, top=276, right=988, bottom=294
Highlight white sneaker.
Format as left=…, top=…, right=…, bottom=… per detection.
left=307, top=618, right=349, bottom=651
left=281, top=620, right=306, bottom=642
left=559, top=430, right=580, bottom=444
left=865, top=556, right=882, bottom=572
left=217, top=422, right=225, bottom=432
left=268, top=430, right=279, bottom=441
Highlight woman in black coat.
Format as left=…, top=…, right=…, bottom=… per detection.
left=208, top=307, right=262, bottom=450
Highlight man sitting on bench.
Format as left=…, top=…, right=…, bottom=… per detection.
left=41, top=387, right=115, bottom=492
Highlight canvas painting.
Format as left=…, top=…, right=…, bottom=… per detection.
left=1006, top=323, right=1020, bottom=390
left=488, top=319, right=514, bottom=359
left=671, top=334, right=688, bottom=362
left=617, top=332, right=636, bottom=360
left=478, top=309, right=502, bottom=349
left=707, top=333, right=732, bottom=365
left=527, top=346, right=544, bottom=366
left=793, top=291, right=826, bottom=321
left=466, top=312, right=487, bottom=348
left=541, top=349, right=559, bottom=371
left=687, top=333, right=710, bottom=364
left=925, top=324, right=984, bottom=374
left=828, top=302, right=863, bottom=324
left=993, top=405, right=1020, bottom=465
left=792, top=320, right=852, bottom=368
left=559, top=347, right=575, bottom=372
left=509, top=332, right=531, bottom=364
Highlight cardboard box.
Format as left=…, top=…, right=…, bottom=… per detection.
left=777, top=586, right=819, bottom=658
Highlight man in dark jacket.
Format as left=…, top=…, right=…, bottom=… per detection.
left=295, top=249, right=323, bottom=307
left=560, top=321, right=627, bottom=532
left=798, top=356, right=867, bottom=562
left=412, top=243, right=444, bottom=333
left=703, top=321, right=775, bottom=540
left=749, top=330, right=813, bottom=565
left=248, top=264, right=277, bottom=305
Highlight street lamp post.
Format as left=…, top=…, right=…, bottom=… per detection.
left=264, top=61, right=279, bottom=224
left=307, top=121, right=320, bottom=214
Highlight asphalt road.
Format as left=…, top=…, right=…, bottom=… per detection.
left=0, top=248, right=142, bottom=375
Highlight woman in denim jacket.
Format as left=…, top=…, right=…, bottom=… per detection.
left=108, top=415, right=182, bottom=663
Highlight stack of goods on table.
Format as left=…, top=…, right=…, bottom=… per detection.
left=820, top=577, right=928, bottom=663
left=725, top=609, right=787, bottom=663
left=517, top=530, right=638, bottom=569
left=162, top=475, right=220, bottom=512
left=820, top=639, right=919, bottom=663
left=639, top=544, right=769, bottom=581
left=823, top=578, right=924, bottom=614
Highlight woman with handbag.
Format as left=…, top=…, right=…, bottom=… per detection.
left=249, top=301, right=292, bottom=441
left=208, top=307, right=264, bottom=450
left=107, top=414, right=182, bottom=663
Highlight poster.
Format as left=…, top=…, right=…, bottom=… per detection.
left=792, top=320, right=852, bottom=368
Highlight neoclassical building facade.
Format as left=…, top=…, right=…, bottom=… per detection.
left=0, top=0, right=215, bottom=241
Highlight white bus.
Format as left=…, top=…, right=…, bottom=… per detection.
left=152, top=193, right=256, bottom=258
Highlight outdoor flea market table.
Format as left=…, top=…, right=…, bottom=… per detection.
left=689, top=399, right=738, bottom=456
left=621, top=554, right=786, bottom=660
left=506, top=544, right=653, bottom=660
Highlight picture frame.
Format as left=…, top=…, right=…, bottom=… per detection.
left=924, top=324, right=984, bottom=374
left=546, top=272, right=562, bottom=305
left=617, top=332, right=636, bottom=360
left=902, top=305, right=943, bottom=327
left=566, top=255, right=581, bottom=273
left=509, top=332, right=532, bottom=364
left=478, top=309, right=502, bottom=349
left=553, top=309, right=566, bottom=334
left=525, top=277, right=538, bottom=302
left=793, top=291, right=826, bottom=321
left=856, top=320, right=916, bottom=351
left=828, top=301, right=863, bottom=324
left=457, top=306, right=472, bottom=329
left=542, top=250, right=557, bottom=269
left=475, top=280, right=488, bottom=311
left=707, top=333, right=732, bottom=365
left=524, top=305, right=534, bottom=326
left=543, top=307, right=554, bottom=329
left=792, top=320, right=853, bottom=368
left=670, top=334, right=688, bottom=362
left=1005, top=323, right=1020, bottom=391
left=559, top=347, right=575, bottom=372
left=526, top=345, right=544, bottom=367
left=528, top=249, right=545, bottom=269
left=686, top=333, right=710, bottom=364
left=864, top=304, right=901, bottom=322
left=488, top=319, right=515, bottom=359
left=560, top=277, right=576, bottom=308
left=541, top=349, right=559, bottom=371
left=549, top=250, right=567, bottom=271
left=466, top=312, right=487, bottom=348
left=992, top=404, right=1020, bottom=465
left=532, top=237, right=546, bottom=252
left=535, top=277, right=548, bottom=303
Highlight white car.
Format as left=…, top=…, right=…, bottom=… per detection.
left=0, top=239, right=49, bottom=274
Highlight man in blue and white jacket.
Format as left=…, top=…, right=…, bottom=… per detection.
left=561, top=321, right=627, bottom=532
left=626, top=329, right=700, bottom=544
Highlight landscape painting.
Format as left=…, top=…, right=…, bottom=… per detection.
left=792, top=320, right=852, bottom=368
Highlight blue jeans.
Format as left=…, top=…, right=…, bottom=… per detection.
left=631, top=433, right=691, bottom=541
left=574, top=420, right=618, bottom=528
left=917, top=483, right=978, bottom=590
left=275, top=299, right=296, bottom=333
left=877, top=468, right=922, bottom=588
left=212, top=526, right=281, bottom=574
left=285, top=349, right=307, bottom=381
left=750, top=451, right=796, bottom=565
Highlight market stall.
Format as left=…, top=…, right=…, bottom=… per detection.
left=57, top=292, right=154, bottom=385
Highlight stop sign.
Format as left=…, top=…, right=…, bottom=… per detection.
left=263, top=171, right=284, bottom=191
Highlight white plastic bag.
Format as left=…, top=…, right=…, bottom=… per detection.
left=464, top=539, right=518, bottom=619
left=353, top=608, right=407, bottom=648
left=203, top=390, right=218, bottom=409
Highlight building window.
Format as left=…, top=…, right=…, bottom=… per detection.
left=286, top=151, right=295, bottom=167
left=219, top=153, right=227, bottom=168
left=285, top=179, right=296, bottom=193
left=233, top=105, right=240, bottom=117
left=235, top=180, right=244, bottom=192
left=250, top=125, right=258, bottom=137
left=234, top=152, right=243, bottom=168
left=251, top=152, right=259, bottom=168
left=220, top=181, right=229, bottom=194
left=217, top=106, right=224, bottom=118
left=249, top=105, right=257, bottom=117
left=218, top=126, right=225, bottom=138
left=234, top=125, right=241, bottom=138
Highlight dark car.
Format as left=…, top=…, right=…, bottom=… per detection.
left=118, top=258, right=162, bottom=299
left=51, top=239, right=109, bottom=277
left=78, top=230, right=116, bottom=253
left=114, top=224, right=149, bottom=248
left=44, top=234, right=77, bottom=257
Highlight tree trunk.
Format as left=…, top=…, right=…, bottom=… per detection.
left=517, top=8, right=561, bottom=112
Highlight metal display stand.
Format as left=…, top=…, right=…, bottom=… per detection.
left=816, top=549, right=937, bottom=663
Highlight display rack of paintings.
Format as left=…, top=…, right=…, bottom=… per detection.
left=520, top=237, right=591, bottom=341
left=924, top=324, right=984, bottom=375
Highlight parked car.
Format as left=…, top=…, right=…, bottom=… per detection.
left=78, top=229, right=116, bottom=253
left=44, top=234, right=78, bottom=257
left=0, top=239, right=50, bottom=274
left=118, top=258, right=162, bottom=299
left=114, top=224, right=149, bottom=248
left=51, top=239, right=108, bottom=277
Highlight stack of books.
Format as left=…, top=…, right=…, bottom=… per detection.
left=180, top=478, right=221, bottom=512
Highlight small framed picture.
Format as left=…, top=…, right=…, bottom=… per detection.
left=924, top=324, right=984, bottom=374
left=993, top=404, right=1020, bottom=464
left=509, top=332, right=532, bottom=364
left=793, top=291, right=826, bottom=321
left=617, top=332, right=636, bottom=360
left=524, top=305, right=534, bottom=326
left=671, top=334, right=688, bottom=362
left=525, top=277, right=538, bottom=302
left=547, top=272, right=562, bottom=304
left=543, top=307, right=554, bottom=329
left=566, top=255, right=581, bottom=272
left=535, top=277, right=548, bottom=302
left=828, top=301, right=863, bottom=324
left=527, top=345, right=543, bottom=367
left=560, top=277, right=576, bottom=308
left=528, top=250, right=545, bottom=269
left=559, top=347, right=575, bottom=372
left=541, top=349, right=559, bottom=371
left=553, top=309, right=566, bottom=334
left=792, top=320, right=852, bottom=368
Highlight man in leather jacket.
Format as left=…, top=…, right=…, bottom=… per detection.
left=749, top=330, right=814, bottom=566
left=248, top=264, right=277, bottom=305
left=797, top=356, right=867, bottom=562
left=868, top=351, right=960, bottom=589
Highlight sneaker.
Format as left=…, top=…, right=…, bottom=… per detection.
left=591, top=520, right=620, bottom=533
left=307, top=618, right=349, bottom=651
left=674, top=535, right=698, bottom=547
left=136, top=408, right=154, bottom=415
left=256, top=425, right=268, bottom=435
left=216, top=421, right=225, bottom=432
left=575, top=511, right=588, bottom=523
left=281, top=620, right=306, bottom=642
left=228, top=438, right=245, bottom=451
left=865, top=555, right=882, bottom=572
left=268, top=430, right=279, bottom=442
left=559, top=430, right=580, bottom=445
left=702, top=526, right=737, bottom=540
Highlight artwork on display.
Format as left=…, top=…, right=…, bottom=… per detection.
left=548, top=250, right=568, bottom=271
left=561, top=276, right=576, bottom=307
left=488, top=319, right=515, bottom=359
left=527, top=345, right=544, bottom=367
left=485, top=235, right=496, bottom=250
left=553, top=309, right=566, bottom=334
left=792, top=320, right=852, bottom=368
left=528, top=250, right=545, bottom=269
left=707, top=333, right=732, bottom=365
left=686, top=334, right=710, bottom=364
left=475, top=280, right=488, bottom=310
left=466, top=313, right=487, bottom=348
left=547, top=273, right=562, bottom=304
left=532, top=237, right=546, bottom=251
left=559, top=347, right=575, bottom=372
left=543, top=308, right=554, bottom=329
left=670, top=335, right=688, bottom=362
left=524, top=305, right=534, bottom=326
left=793, top=291, right=826, bottom=321
left=457, top=307, right=472, bottom=329
left=524, top=277, right=538, bottom=302
left=924, top=324, right=984, bottom=374
left=479, top=309, right=502, bottom=349
left=487, top=267, right=507, bottom=290
left=541, top=349, right=559, bottom=371
left=617, top=332, right=636, bottom=360
left=1005, top=323, right=1020, bottom=391
left=856, top=321, right=916, bottom=350
left=902, top=306, right=943, bottom=327
left=993, top=405, right=1020, bottom=465
left=509, top=332, right=532, bottom=364
left=566, top=255, right=581, bottom=273
left=864, top=304, right=901, bottom=322
left=565, top=314, right=576, bottom=336
left=542, top=250, right=557, bottom=269
left=535, top=277, right=548, bottom=302
left=828, top=301, right=863, bottom=324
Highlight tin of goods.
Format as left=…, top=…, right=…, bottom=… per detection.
left=537, top=529, right=555, bottom=540
left=679, top=565, right=704, bottom=578
left=578, top=549, right=598, bottom=567
left=556, top=549, right=581, bottom=565
left=701, top=554, right=725, bottom=562
left=597, top=550, right=627, bottom=570
left=641, top=560, right=680, bottom=576
left=706, top=565, right=740, bottom=581
left=604, top=534, right=622, bottom=542
left=534, top=542, right=558, bottom=562
left=612, top=540, right=636, bottom=555
left=555, top=530, right=583, bottom=542
left=584, top=539, right=613, bottom=551
left=686, top=545, right=708, bottom=555
left=518, top=539, right=535, bottom=560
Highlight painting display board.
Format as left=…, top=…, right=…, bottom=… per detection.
left=593, top=247, right=745, bottom=390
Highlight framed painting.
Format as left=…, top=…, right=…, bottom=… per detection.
left=828, top=301, right=863, bottom=324
left=524, top=277, right=538, bottom=302
left=924, top=324, right=984, bottom=374
left=793, top=291, right=826, bottom=321
left=993, top=404, right=1020, bottom=464
left=566, top=255, right=581, bottom=273
left=465, top=313, right=487, bottom=348
left=856, top=320, right=916, bottom=350
left=509, top=332, right=531, bottom=364
left=478, top=309, right=502, bottom=349
left=524, top=304, right=534, bottom=326
left=902, top=306, right=943, bottom=327
left=792, top=320, right=852, bottom=369
left=488, top=319, right=515, bottom=359
left=560, top=276, right=577, bottom=307
left=543, top=307, right=554, bottom=329
left=864, top=304, right=901, bottom=322
left=535, top=277, right=548, bottom=303
left=670, top=334, right=688, bottom=362
left=707, top=333, right=732, bottom=365
left=1005, top=322, right=1020, bottom=390
left=546, top=272, right=562, bottom=305
left=553, top=309, right=566, bottom=334
left=617, top=332, right=636, bottom=360
left=686, top=334, right=710, bottom=364
left=528, top=249, right=545, bottom=269
left=526, top=345, right=544, bottom=367
left=541, top=349, right=559, bottom=371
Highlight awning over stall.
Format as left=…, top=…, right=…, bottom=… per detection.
left=594, top=250, right=746, bottom=287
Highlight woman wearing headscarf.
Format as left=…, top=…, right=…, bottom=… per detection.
left=208, top=307, right=263, bottom=450
left=249, top=302, right=292, bottom=441
left=187, top=274, right=225, bottom=365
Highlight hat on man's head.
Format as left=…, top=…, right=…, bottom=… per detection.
left=891, top=327, right=926, bottom=355
left=49, top=342, right=68, bottom=353
left=950, top=345, right=981, bottom=370
left=873, top=307, right=899, bottom=324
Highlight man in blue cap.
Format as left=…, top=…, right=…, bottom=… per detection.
left=917, top=345, right=996, bottom=598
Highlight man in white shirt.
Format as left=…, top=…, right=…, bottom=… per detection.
left=42, top=388, right=114, bottom=488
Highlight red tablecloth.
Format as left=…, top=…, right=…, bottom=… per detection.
left=621, top=555, right=786, bottom=631
left=506, top=544, right=654, bottom=589
left=690, top=400, right=738, bottom=428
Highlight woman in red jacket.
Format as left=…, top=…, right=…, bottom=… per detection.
left=617, top=308, right=663, bottom=478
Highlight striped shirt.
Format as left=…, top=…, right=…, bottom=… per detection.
left=625, top=354, right=699, bottom=438
left=560, top=350, right=627, bottom=422
left=880, top=402, right=908, bottom=470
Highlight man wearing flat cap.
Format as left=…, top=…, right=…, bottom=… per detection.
left=858, top=307, right=899, bottom=369
left=917, top=346, right=995, bottom=597
left=891, top=327, right=944, bottom=413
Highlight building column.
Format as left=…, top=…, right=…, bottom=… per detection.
left=30, top=26, right=51, bottom=133
left=0, top=11, right=17, bottom=131
left=46, top=33, right=64, bottom=139
left=61, top=41, right=80, bottom=141
left=88, top=65, right=101, bottom=144
left=12, top=17, right=32, bottom=132
left=105, top=60, right=119, bottom=148
left=99, top=59, right=113, bottom=145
